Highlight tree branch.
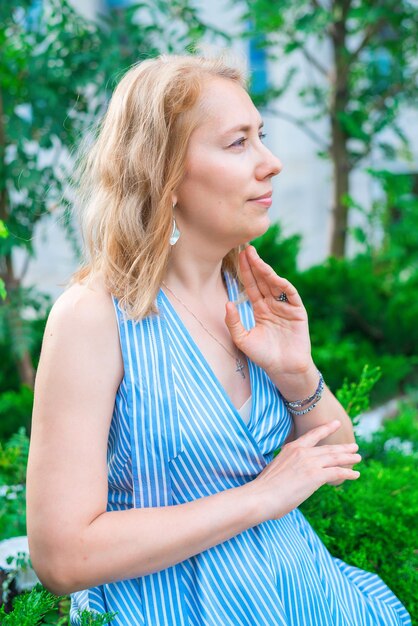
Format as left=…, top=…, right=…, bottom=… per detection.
left=368, top=78, right=414, bottom=116
left=299, top=42, right=330, bottom=77
left=310, top=0, right=328, bottom=10
left=350, top=21, right=384, bottom=63
left=264, top=106, right=331, bottom=150
left=279, top=23, right=331, bottom=77
left=0, top=87, right=8, bottom=224
left=345, top=305, right=384, bottom=341
left=349, top=71, right=418, bottom=168
left=341, top=0, right=352, bottom=22
left=18, top=250, right=32, bottom=283
left=309, top=0, right=334, bottom=37
left=350, top=145, right=372, bottom=168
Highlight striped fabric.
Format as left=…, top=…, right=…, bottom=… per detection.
left=70, top=274, right=411, bottom=625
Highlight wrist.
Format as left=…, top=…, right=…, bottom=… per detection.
left=270, top=360, right=319, bottom=402
left=238, top=480, right=272, bottom=526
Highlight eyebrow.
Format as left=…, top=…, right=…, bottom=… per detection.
left=221, top=120, right=265, bottom=136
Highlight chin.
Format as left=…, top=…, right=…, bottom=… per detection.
left=246, top=215, right=271, bottom=242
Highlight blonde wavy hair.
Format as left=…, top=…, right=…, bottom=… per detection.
left=73, top=54, right=248, bottom=320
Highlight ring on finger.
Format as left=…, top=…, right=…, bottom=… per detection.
left=273, top=292, right=288, bottom=303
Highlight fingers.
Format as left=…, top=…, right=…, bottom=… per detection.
left=241, top=247, right=270, bottom=300
left=238, top=247, right=264, bottom=304
left=243, top=247, right=304, bottom=308
left=289, top=426, right=362, bottom=486
left=312, top=442, right=359, bottom=455
left=225, top=301, right=247, bottom=346
left=285, top=429, right=361, bottom=469
left=254, top=423, right=362, bottom=518
left=324, top=467, right=361, bottom=484
left=321, top=452, right=362, bottom=468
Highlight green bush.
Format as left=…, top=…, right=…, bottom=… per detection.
left=0, top=287, right=50, bottom=439
left=336, top=363, right=382, bottom=419
left=300, top=402, right=418, bottom=621
left=252, top=213, right=418, bottom=404
left=0, top=387, right=34, bottom=441
left=0, top=585, right=116, bottom=625
left=251, top=222, right=300, bottom=282
left=0, top=428, right=28, bottom=540
left=297, top=255, right=418, bottom=398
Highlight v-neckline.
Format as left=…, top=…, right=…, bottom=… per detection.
left=158, top=283, right=255, bottom=430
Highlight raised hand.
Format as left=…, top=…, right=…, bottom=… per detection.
left=225, top=245, right=312, bottom=379
left=249, top=420, right=361, bottom=522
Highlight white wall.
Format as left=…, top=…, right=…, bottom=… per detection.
left=263, top=54, right=334, bottom=268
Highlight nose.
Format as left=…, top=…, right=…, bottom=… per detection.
left=255, top=144, right=282, bottom=180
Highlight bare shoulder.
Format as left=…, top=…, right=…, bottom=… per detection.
left=28, top=275, right=124, bottom=572
left=39, top=274, right=123, bottom=389
left=48, top=275, right=116, bottom=332
left=30, top=274, right=123, bottom=476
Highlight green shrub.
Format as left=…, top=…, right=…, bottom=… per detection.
left=252, top=223, right=418, bottom=404
left=0, top=429, right=29, bottom=540
left=0, top=290, right=49, bottom=439
left=336, top=364, right=382, bottom=419
left=300, top=401, right=418, bottom=622
left=252, top=222, right=301, bottom=282
left=358, top=400, right=418, bottom=463
left=0, top=586, right=60, bottom=626
left=0, top=585, right=116, bottom=625
left=0, top=387, right=34, bottom=441
left=0, top=342, right=20, bottom=393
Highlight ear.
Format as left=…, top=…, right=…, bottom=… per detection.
left=172, top=195, right=178, bottom=208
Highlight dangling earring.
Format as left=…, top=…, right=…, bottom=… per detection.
left=170, top=202, right=180, bottom=246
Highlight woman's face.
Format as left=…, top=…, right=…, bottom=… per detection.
left=174, top=77, right=282, bottom=251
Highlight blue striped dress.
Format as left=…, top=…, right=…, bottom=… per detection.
left=70, top=274, right=411, bottom=625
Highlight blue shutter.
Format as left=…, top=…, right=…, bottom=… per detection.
left=249, top=35, right=268, bottom=95
left=105, top=0, right=132, bottom=8
left=26, top=0, right=43, bottom=31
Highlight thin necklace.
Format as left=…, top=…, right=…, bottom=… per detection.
left=162, top=282, right=246, bottom=379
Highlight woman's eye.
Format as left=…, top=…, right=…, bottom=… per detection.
left=231, top=137, right=247, bottom=147
left=230, top=132, right=267, bottom=148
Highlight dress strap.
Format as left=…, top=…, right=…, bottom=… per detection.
left=111, top=296, right=189, bottom=625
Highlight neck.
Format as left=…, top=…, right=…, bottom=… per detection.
left=164, top=239, right=229, bottom=297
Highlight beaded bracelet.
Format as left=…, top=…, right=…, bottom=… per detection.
left=286, top=398, right=322, bottom=416
left=284, top=370, right=324, bottom=416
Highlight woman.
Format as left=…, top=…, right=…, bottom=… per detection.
left=26, top=55, right=411, bottom=625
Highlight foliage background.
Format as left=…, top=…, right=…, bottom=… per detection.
left=0, top=0, right=417, bottom=623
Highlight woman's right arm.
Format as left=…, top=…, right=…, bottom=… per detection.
left=26, top=283, right=361, bottom=596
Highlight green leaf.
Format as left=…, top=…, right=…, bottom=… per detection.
left=0, top=586, right=61, bottom=626
left=336, top=364, right=382, bottom=420
left=0, top=279, right=6, bottom=301
left=76, top=608, right=119, bottom=625
left=0, top=220, right=8, bottom=238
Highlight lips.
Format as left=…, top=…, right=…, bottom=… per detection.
left=248, top=192, right=272, bottom=201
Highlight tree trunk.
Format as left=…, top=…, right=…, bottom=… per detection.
left=0, top=87, right=7, bottom=226
left=329, top=117, right=350, bottom=257
left=329, top=2, right=351, bottom=258
left=1, top=92, right=36, bottom=390
left=4, top=257, right=36, bottom=389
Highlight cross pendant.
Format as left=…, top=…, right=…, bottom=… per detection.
left=235, top=358, right=246, bottom=379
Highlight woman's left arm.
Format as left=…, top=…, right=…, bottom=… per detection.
left=225, top=245, right=355, bottom=447
left=270, top=367, right=355, bottom=446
